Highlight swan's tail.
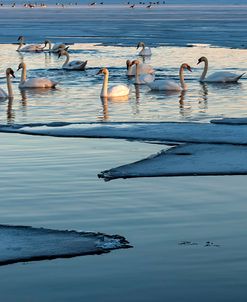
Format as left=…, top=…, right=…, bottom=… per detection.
left=236, top=73, right=245, bottom=82
left=80, top=60, right=88, bottom=70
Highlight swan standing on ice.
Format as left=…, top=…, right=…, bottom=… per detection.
left=44, top=40, right=69, bottom=53
left=17, top=63, right=58, bottom=88
left=17, top=36, right=45, bottom=52
left=97, top=68, right=130, bottom=98
left=126, top=59, right=155, bottom=76
left=58, top=49, right=87, bottom=70
left=197, top=56, right=245, bottom=83
left=130, top=60, right=155, bottom=84
left=146, top=63, right=192, bottom=91
left=0, top=68, right=15, bottom=98
left=137, top=42, right=152, bottom=56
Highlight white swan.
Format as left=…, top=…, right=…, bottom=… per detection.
left=126, top=59, right=155, bottom=76
left=97, top=68, right=129, bottom=98
left=130, top=60, right=155, bottom=84
left=58, top=49, right=87, bottom=70
left=17, top=62, right=58, bottom=89
left=146, top=63, right=192, bottom=91
left=197, top=56, right=245, bottom=83
left=17, top=36, right=45, bottom=52
left=0, top=68, right=15, bottom=98
left=44, top=40, right=69, bottom=53
left=137, top=42, right=152, bottom=56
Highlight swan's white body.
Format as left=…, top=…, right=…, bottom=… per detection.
left=18, top=63, right=58, bottom=88
left=137, top=42, right=152, bottom=56
left=198, top=57, right=245, bottom=83
left=98, top=68, right=129, bottom=98
left=147, top=63, right=192, bottom=91
left=126, top=60, right=155, bottom=76
left=59, top=50, right=87, bottom=70
left=131, top=60, right=155, bottom=84
left=17, top=36, right=44, bottom=52
left=45, top=40, right=68, bottom=53
left=0, top=68, right=15, bottom=98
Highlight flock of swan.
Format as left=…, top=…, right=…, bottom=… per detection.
left=0, top=37, right=245, bottom=99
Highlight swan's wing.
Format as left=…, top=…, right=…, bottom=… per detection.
left=206, top=72, right=245, bottom=83
left=20, top=78, right=58, bottom=88
left=139, top=63, right=155, bottom=74
left=108, top=85, right=129, bottom=97
left=139, top=47, right=152, bottom=56
left=147, top=80, right=181, bottom=91
left=21, top=44, right=44, bottom=52
left=52, top=43, right=65, bottom=51
left=65, top=60, right=87, bottom=70
left=140, top=74, right=155, bottom=83
left=0, top=87, right=8, bottom=98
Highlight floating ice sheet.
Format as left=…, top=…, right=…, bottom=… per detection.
left=0, top=225, right=131, bottom=266
left=2, top=121, right=247, bottom=145
left=98, top=144, right=247, bottom=180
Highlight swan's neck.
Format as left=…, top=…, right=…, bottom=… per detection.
left=135, top=63, right=141, bottom=84
left=17, top=42, right=23, bottom=51
left=6, top=74, right=13, bottom=98
left=179, top=66, right=187, bottom=90
left=142, top=44, right=145, bottom=50
left=63, top=52, right=70, bottom=67
left=101, top=72, right=109, bottom=97
left=200, top=58, right=208, bottom=81
left=21, top=65, right=27, bottom=84
left=47, top=41, right=52, bottom=50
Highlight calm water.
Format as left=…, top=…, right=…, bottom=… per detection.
left=1, top=5, right=247, bottom=302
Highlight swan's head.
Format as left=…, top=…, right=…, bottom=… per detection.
left=17, top=62, right=25, bottom=71
left=6, top=68, right=15, bottom=78
left=57, top=49, right=68, bottom=58
left=197, top=57, right=207, bottom=65
left=130, top=59, right=140, bottom=66
left=181, top=63, right=192, bottom=72
left=44, top=40, right=51, bottom=46
left=137, top=42, right=145, bottom=49
left=18, top=36, right=24, bottom=42
left=96, top=68, right=109, bottom=75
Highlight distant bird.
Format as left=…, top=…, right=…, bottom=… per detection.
left=137, top=41, right=152, bottom=56
left=58, top=49, right=87, bottom=70
left=146, top=63, right=192, bottom=91
left=97, top=68, right=129, bottom=98
left=146, top=3, right=151, bottom=8
left=197, top=56, right=245, bottom=83
left=130, top=4, right=135, bottom=8
left=17, top=62, right=58, bottom=88
left=90, top=2, right=96, bottom=5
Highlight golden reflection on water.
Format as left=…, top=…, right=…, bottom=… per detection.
left=0, top=43, right=246, bottom=124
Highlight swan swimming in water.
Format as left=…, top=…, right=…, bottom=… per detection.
left=0, top=68, right=15, bottom=98
left=126, top=59, right=155, bottom=76
left=17, top=62, right=58, bottom=89
left=137, top=42, right=152, bottom=56
left=130, top=60, right=155, bottom=84
left=197, top=56, right=245, bottom=83
left=146, top=63, right=192, bottom=91
left=17, top=36, right=45, bottom=52
left=44, top=40, right=69, bottom=53
left=97, top=68, right=129, bottom=98
left=58, top=49, right=88, bottom=70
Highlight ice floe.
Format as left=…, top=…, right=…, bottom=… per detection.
left=0, top=225, right=131, bottom=266
left=98, top=143, right=247, bottom=180
left=1, top=120, right=247, bottom=145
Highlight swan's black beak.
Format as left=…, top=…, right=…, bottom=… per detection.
left=96, top=69, right=102, bottom=75
left=10, top=70, right=15, bottom=78
left=197, top=59, right=201, bottom=65
left=187, top=66, right=192, bottom=72
left=58, top=53, right=61, bottom=58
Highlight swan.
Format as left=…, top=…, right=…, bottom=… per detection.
left=58, top=49, right=87, bottom=70
left=137, top=42, right=152, bottom=56
left=126, top=59, right=155, bottom=76
left=197, top=56, right=245, bottom=83
left=17, top=62, right=58, bottom=89
left=146, top=63, right=192, bottom=91
left=0, top=68, right=15, bottom=98
left=17, top=36, right=45, bottom=52
left=130, top=60, right=155, bottom=84
left=97, top=68, right=129, bottom=98
left=44, top=40, right=69, bottom=53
